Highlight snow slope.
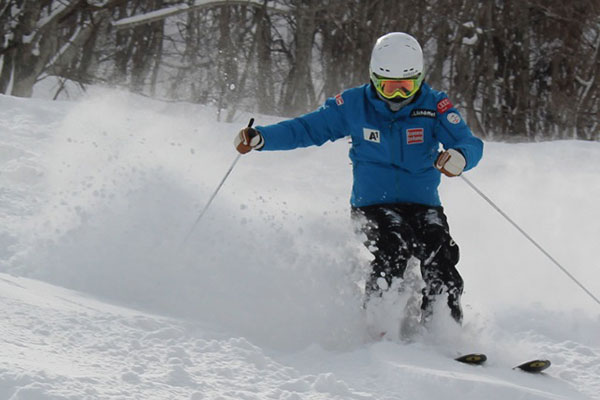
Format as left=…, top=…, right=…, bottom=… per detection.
left=1, top=90, right=599, bottom=399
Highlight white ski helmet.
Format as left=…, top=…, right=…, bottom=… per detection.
left=370, top=32, right=423, bottom=78
left=369, top=32, right=424, bottom=99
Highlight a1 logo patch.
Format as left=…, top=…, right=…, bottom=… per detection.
left=363, top=128, right=381, bottom=143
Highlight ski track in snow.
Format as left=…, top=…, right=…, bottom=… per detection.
left=2, top=274, right=597, bottom=400
left=1, top=89, right=599, bottom=399
left=0, top=274, right=371, bottom=400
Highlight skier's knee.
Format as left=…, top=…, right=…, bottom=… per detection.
left=443, top=238, right=460, bottom=266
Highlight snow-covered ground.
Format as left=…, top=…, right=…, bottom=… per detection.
left=1, top=89, right=599, bottom=399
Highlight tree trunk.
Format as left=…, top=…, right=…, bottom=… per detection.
left=281, top=1, right=317, bottom=115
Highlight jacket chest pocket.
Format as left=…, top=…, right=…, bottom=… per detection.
left=352, top=127, right=392, bottom=161
left=400, top=126, right=438, bottom=171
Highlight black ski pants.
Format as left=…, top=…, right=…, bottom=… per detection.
left=353, top=203, right=463, bottom=323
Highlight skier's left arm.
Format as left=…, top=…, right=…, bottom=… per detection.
left=434, top=97, right=483, bottom=176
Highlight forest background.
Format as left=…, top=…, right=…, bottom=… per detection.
left=1, top=0, right=599, bottom=141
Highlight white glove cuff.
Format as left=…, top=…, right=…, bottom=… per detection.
left=444, top=149, right=466, bottom=175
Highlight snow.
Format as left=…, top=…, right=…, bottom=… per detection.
left=462, top=34, right=478, bottom=46
left=112, top=3, right=191, bottom=28
left=1, top=88, right=600, bottom=399
left=112, top=0, right=291, bottom=30
left=43, top=26, right=83, bottom=69
left=35, top=3, right=70, bottom=32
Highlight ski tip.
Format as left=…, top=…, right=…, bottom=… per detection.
left=455, top=353, right=487, bottom=365
left=514, top=359, right=551, bottom=373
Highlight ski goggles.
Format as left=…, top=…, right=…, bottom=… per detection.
left=371, top=73, right=423, bottom=99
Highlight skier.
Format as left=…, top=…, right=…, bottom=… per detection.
left=233, top=32, right=483, bottom=325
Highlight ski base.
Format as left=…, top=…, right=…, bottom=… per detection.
left=456, top=353, right=551, bottom=373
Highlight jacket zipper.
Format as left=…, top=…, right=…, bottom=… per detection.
left=391, top=120, right=404, bottom=163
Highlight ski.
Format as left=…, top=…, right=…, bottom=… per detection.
left=455, top=353, right=551, bottom=373
left=514, top=359, right=551, bottom=373
left=455, top=353, right=487, bottom=365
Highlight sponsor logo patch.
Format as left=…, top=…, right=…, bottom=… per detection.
left=447, top=112, right=461, bottom=124
left=437, top=98, right=453, bottom=114
left=406, top=128, right=424, bottom=144
left=335, top=94, right=344, bottom=106
left=410, top=109, right=437, bottom=118
left=363, top=128, right=380, bottom=143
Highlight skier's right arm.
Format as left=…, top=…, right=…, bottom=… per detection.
left=233, top=95, right=350, bottom=153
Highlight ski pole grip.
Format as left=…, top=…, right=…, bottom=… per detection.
left=246, top=118, right=258, bottom=141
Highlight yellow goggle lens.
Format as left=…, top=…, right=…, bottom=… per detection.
left=373, top=74, right=422, bottom=99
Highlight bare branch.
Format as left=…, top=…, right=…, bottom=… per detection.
left=112, top=0, right=290, bottom=30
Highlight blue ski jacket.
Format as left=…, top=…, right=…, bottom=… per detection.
left=256, top=83, right=483, bottom=207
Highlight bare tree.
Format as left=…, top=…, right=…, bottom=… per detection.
left=2, top=0, right=599, bottom=140
left=0, top=0, right=123, bottom=97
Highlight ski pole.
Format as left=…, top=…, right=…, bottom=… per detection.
left=181, top=118, right=254, bottom=245
left=460, top=174, right=600, bottom=307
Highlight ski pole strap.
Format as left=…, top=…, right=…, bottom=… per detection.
left=460, top=175, right=600, bottom=308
